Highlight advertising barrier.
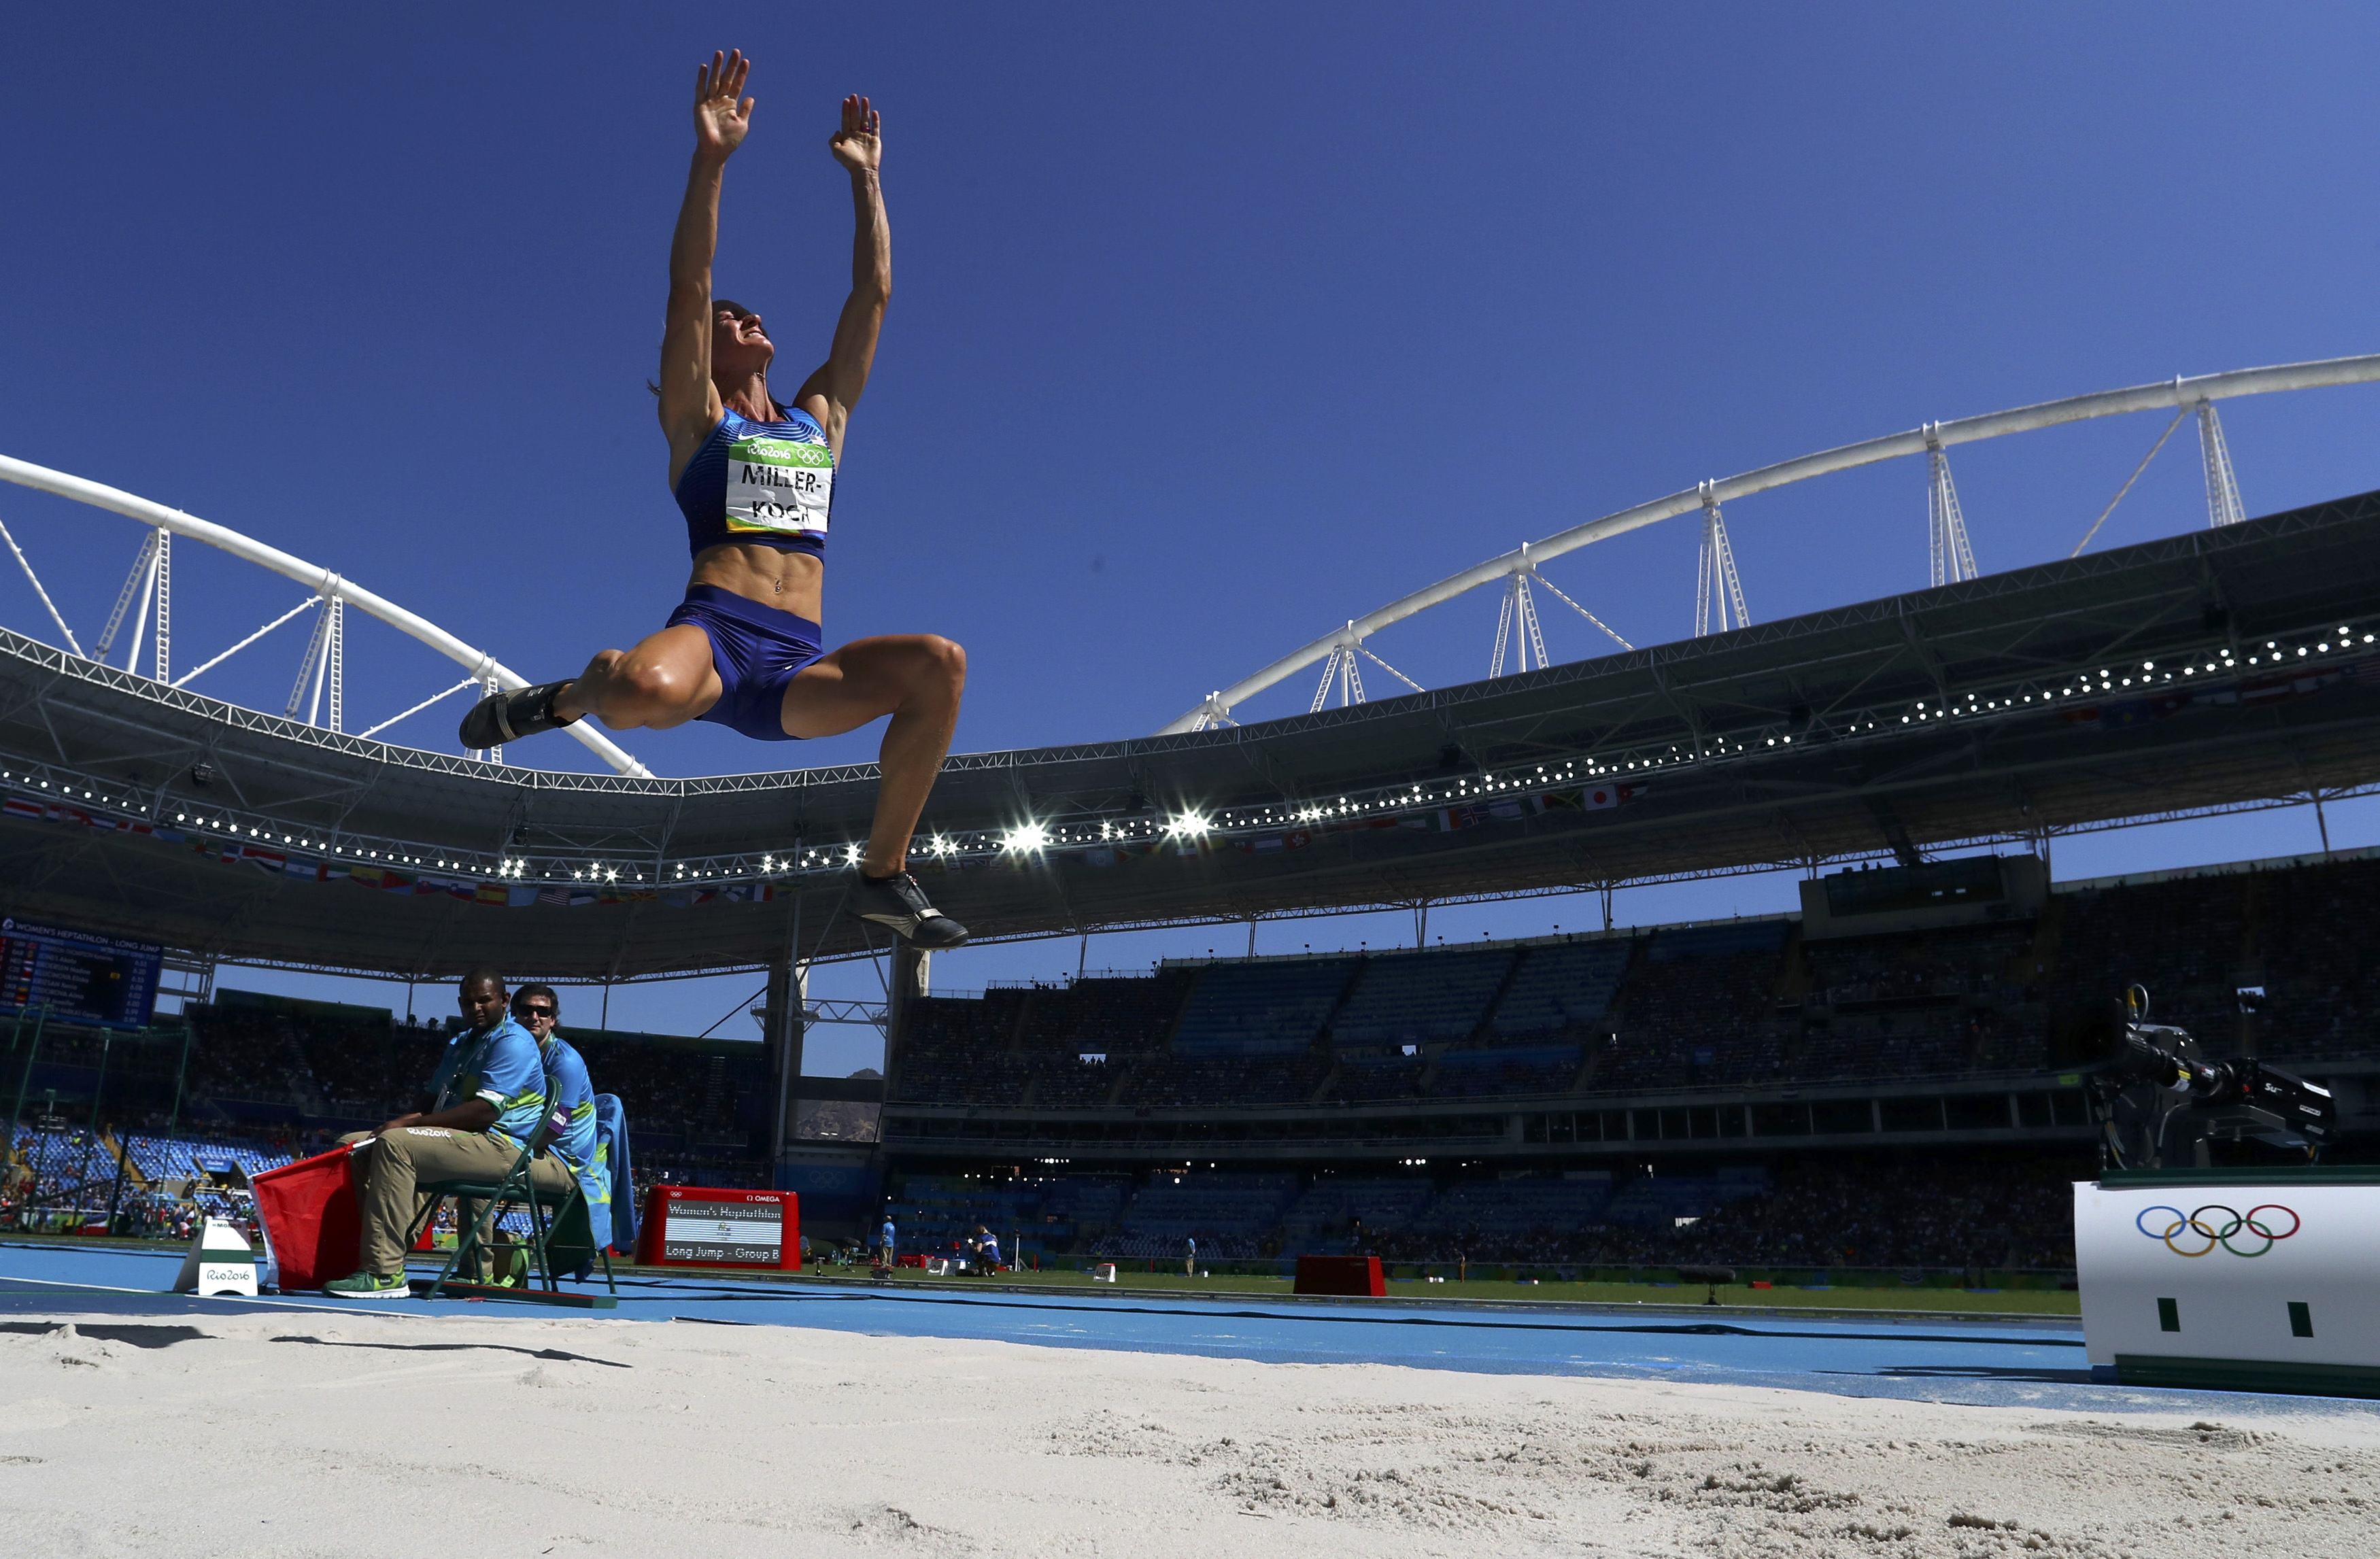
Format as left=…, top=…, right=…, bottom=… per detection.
left=2075, top=1168, right=2380, bottom=1397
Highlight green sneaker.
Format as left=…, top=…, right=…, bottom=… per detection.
left=322, top=1270, right=410, bottom=1300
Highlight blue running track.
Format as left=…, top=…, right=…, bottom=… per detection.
left=3, top=1240, right=2370, bottom=1420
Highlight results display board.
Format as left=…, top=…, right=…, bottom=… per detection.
left=0, top=916, right=163, bottom=1029
left=635, top=1185, right=800, bottom=1270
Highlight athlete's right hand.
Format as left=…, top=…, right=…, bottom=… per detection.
left=693, top=49, right=753, bottom=161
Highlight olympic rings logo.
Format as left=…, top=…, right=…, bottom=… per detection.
left=2135, top=1203, right=2301, bottom=1258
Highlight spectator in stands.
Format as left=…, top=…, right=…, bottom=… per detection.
left=323, top=969, right=573, bottom=1299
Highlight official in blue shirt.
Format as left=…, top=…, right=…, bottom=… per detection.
left=509, top=983, right=607, bottom=1227
left=325, top=969, right=574, bottom=1298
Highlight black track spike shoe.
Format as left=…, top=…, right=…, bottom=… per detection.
left=459, top=681, right=577, bottom=750
left=855, top=869, right=970, bottom=948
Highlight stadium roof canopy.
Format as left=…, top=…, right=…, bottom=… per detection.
left=3, top=491, right=2379, bottom=980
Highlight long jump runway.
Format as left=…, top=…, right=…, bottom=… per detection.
left=3, top=1240, right=2368, bottom=1420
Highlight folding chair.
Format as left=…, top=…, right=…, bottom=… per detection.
left=405, top=1074, right=618, bottom=1309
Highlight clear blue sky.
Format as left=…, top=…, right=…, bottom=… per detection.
left=5, top=7, right=2378, bottom=1067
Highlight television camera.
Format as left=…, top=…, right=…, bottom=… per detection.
left=2055, top=984, right=2335, bottom=1171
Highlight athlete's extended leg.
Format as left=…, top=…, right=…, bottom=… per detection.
left=459, top=626, right=719, bottom=749
left=780, top=633, right=967, bottom=872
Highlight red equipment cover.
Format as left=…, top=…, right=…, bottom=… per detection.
left=635, top=1184, right=800, bottom=1270
left=1294, top=1254, right=1385, bottom=1297
left=250, top=1146, right=362, bottom=1292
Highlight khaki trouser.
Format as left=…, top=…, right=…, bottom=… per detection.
left=341, top=1127, right=573, bottom=1276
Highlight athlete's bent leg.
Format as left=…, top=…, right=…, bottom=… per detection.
left=460, top=624, right=722, bottom=749
left=553, top=626, right=722, bottom=732
left=780, top=634, right=967, bottom=872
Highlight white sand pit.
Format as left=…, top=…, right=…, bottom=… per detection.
left=3, top=1309, right=2376, bottom=1556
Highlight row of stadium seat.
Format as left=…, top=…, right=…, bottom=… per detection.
left=891, top=855, right=2380, bottom=1110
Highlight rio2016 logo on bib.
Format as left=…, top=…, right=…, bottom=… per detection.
left=725, top=436, right=833, bottom=538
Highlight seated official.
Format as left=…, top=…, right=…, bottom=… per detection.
left=324, top=968, right=573, bottom=1298
left=507, top=983, right=608, bottom=1247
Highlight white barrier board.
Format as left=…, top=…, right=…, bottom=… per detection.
left=171, top=1216, right=260, bottom=1298
left=2074, top=1172, right=2380, bottom=1396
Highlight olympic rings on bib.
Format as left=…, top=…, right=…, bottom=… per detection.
left=2133, top=1202, right=2300, bottom=1258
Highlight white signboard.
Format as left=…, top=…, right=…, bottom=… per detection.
left=2074, top=1176, right=2380, bottom=1395
left=171, top=1216, right=260, bottom=1299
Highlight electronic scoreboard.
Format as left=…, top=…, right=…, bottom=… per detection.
left=0, top=917, right=163, bottom=1029
left=635, top=1184, right=800, bottom=1269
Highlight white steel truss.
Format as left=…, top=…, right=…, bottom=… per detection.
left=0, top=512, right=84, bottom=657
left=1161, top=354, right=2380, bottom=732
left=1695, top=486, right=1751, bottom=637
left=2197, top=398, right=2247, bottom=528
left=1924, top=427, right=1981, bottom=587
left=152, top=529, right=170, bottom=683
left=0, top=453, right=649, bottom=776
left=478, top=672, right=504, bottom=764
left=287, top=590, right=336, bottom=722
left=1490, top=571, right=1550, bottom=676
left=1302, top=623, right=1422, bottom=715
left=94, top=530, right=158, bottom=668
left=2071, top=407, right=2188, bottom=558
left=1528, top=570, right=1634, bottom=651
left=93, top=528, right=175, bottom=683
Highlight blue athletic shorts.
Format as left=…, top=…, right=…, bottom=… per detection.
left=665, top=584, right=825, bottom=742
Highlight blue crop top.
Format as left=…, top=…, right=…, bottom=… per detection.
left=674, top=405, right=834, bottom=561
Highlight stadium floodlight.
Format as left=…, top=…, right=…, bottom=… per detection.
left=1003, top=823, right=1049, bottom=854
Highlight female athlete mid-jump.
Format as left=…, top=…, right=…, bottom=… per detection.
left=462, top=50, right=967, bottom=947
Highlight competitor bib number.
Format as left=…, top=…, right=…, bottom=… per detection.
left=724, top=436, right=833, bottom=541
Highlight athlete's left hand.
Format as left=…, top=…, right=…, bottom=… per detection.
left=830, top=95, right=881, bottom=175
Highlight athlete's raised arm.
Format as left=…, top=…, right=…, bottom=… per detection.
left=791, top=95, right=889, bottom=459
left=658, top=50, right=753, bottom=477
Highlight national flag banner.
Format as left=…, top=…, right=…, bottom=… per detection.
left=3, top=796, right=41, bottom=821
left=243, top=846, right=286, bottom=873
left=1246, top=834, right=1285, bottom=854
left=1085, top=846, right=1118, bottom=868
left=538, top=887, right=572, bottom=908
left=506, top=885, right=539, bottom=908
left=475, top=882, right=509, bottom=906
left=1285, top=828, right=1312, bottom=849
left=281, top=855, right=320, bottom=879
left=1576, top=782, right=1644, bottom=810
left=348, top=866, right=386, bottom=889
left=569, top=887, right=601, bottom=906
